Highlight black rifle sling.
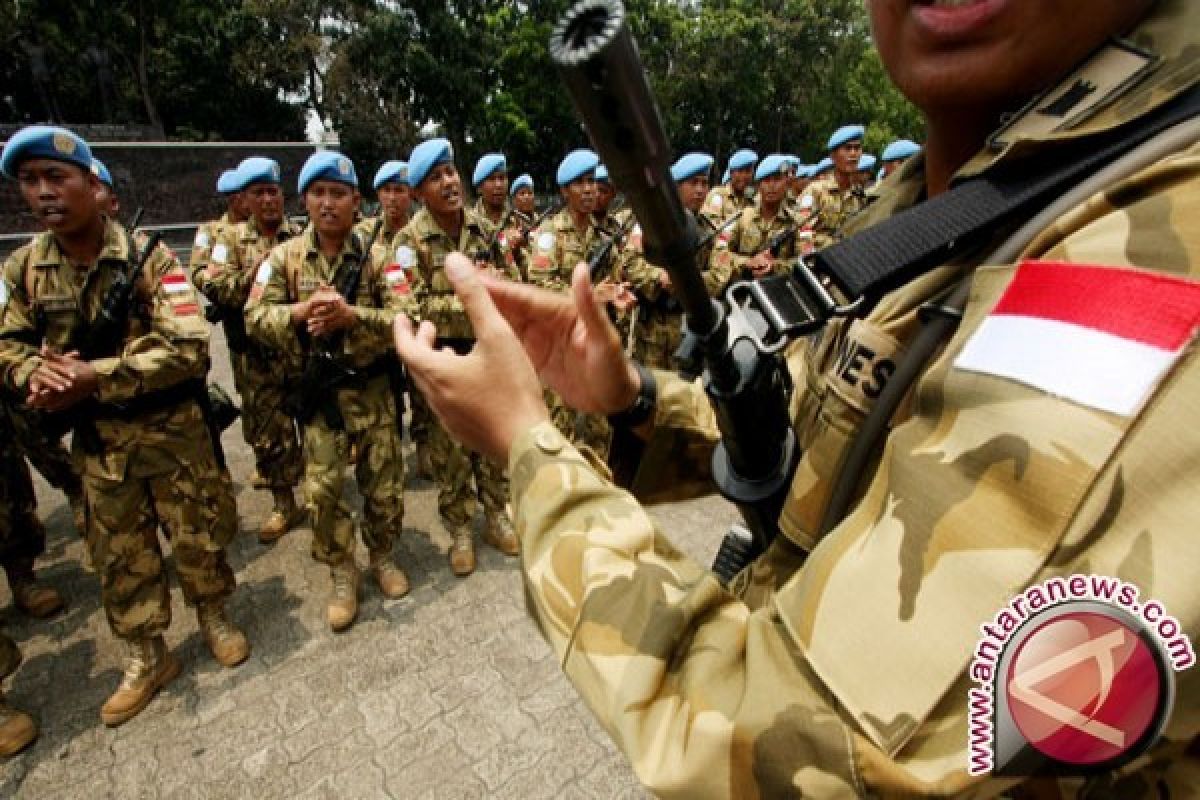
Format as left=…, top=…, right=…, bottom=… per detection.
left=813, top=86, right=1200, bottom=301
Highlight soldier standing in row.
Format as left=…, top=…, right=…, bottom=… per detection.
left=204, top=157, right=306, bottom=542
left=471, top=153, right=508, bottom=228
left=191, top=168, right=248, bottom=267
left=701, top=148, right=757, bottom=226
left=392, top=139, right=518, bottom=576
left=0, top=126, right=248, bottom=727
left=879, top=138, right=921, bottom=181
left=799, top=124, right=867, bottom=249
left=246, top=151, right=412, bottom=630
left=710, top=153, right=807, bottom=281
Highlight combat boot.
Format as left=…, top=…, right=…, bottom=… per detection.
left=100, top=636, right=180, bottom=727
left=327, top=561, right=360, bottom=632
left=369, top=549, right=410, bottom=599
left=196, top=602, right=250, bottom=668
left=448, top=527, right=476, bottom=577
left=5, top=562, right=65, bottom=619
left=259, top=488, right=301, bottom=544
left=481, top=513, right=519, bottom=557
left=0, top=691, right=36, bottom=757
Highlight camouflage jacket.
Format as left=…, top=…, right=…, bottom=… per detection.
left=187, top=212, right=239, bottom=295
left=528, top=207, right=600, bottom=293
left=390, top=206, right=517, bottom=341
left=506, top=2, right=1200, bottom=796
left=202, top=216, right=304, bottom=311
left=0, top=218, right=212, bottom=476
left=354, top=214, right=407, bottom=248
left=700, top=184, right=751, bottom=227
left=622, top=213, right=731, bottom=304
left=799, top=175, right=868, bottom=250
left=708, top=199, right=806, bottom=279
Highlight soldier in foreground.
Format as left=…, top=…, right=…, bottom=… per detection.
left=799, top=124, right=867, bottom=249
left=204, top=157, right=306, bottom=542
left=392, top=139, right=518, bottom=576
left=0, top=127, right=248, bottom=727
left=246, top=152, right=411, bottom=630
left=395, top=0, right=1200, bottom=794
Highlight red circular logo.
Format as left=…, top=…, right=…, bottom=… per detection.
left=1005, top=610, right=1162, bottom=766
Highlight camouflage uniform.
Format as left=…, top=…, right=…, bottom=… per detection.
left=392, top=207, right=514, bottom=531
left=0, top=401, right=47, bottom=584
left=6, top=400, right=84, bottom=533
left=708, top=198, right=806, bottom=280
left=529, top=207, right=612, bottom=457
left=0, top=219, right=238, bottom=641
left=622, top=213, right=730, bottom=370
left=245, top=226, right=408, bottom=568
left=504, top=5, right=1200, bottom=796
left=699, top=184, right=751, bottom=227
left=798, top=175, right=867, bottom=251
left=202, top=217, right=306, bottom=495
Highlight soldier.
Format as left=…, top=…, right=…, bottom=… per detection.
left=391, top=138, right=519, bottom=576
left=0, top=126, right=248, bottom=727
left=709, top=153, right=808, bottom=281
left=622, top=152, right=731, bottom=370
left=799, top=124, right=868, bottom=249
left=701, top=148, right=756, bottom=226
left=880, top=138, right=921, bottom=180
left=189, top=168, right=248, bottom=281
left=471, top=152, right=508, bottom=227
left=360, top=160, right=413, bottom=240
left=510, top=173, right=536, bottom=219
left=855, top=153, right=878, bottom=189
left=203, top=157, right=305, bottom=543
left=395, top=0, right=1200, bottom=794
left=245, top=151, right=412, bottom=630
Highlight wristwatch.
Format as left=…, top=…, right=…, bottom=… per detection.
left=606, top=362, right=657, bottom=428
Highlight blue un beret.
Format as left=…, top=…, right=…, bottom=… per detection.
left=727, top=149, right=758, bottom=172
left=93, top=159, right=113, bottom=188
left=510, top=173, right=533, bottom=195
left=216, top=169, right=244, bottom=195
left=238, top=156, right=282, bottom=187
left=881, top=139, right=921, bottom=163
left=298, top=151, right=358, bottom=194
left=754, top=154, right=789, bottom=182
left=373, top=160, right=409, bottom=190
left=556, top=149, right=599, bottom=187
left=595, top=165, right=610, bottom=184
left=671, top=152, right=714, bottom=183
left=1, top=125, right=94, bottom=179
left=408, top=138, right=453, bottom=188
left=472, top=153, right=506, bottom=187
left=814, top=157, right=834, bottom=175
left=857, top=154, right=877, bottom=172
left=827, top=124, right=865, bottom=151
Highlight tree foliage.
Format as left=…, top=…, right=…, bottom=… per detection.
left=1, top=0, right=923, bottom=187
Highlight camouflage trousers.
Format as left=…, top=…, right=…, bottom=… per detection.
left=232, top=349, right=303, bottom=489
left=10, top=406, right=81, bottom=497
left=547, top=389, right=612, bottom=463
left=408, top=382, right=432, bottom=447
left=0, top=447, right=46, bottom=573
left=428, top=416, right=507, bottom=528
left=302, top=407, right=405, bottom=566
left=632, top=310, right=685, bottom=372
left=84, top=404, right=238, bottom=641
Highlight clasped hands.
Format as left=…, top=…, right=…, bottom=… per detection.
left=27, top=346, right=99, bottom=411
left=292, top=285, right=357, bottom=337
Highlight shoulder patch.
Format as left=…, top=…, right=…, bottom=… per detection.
left=708, top=193, right=723, bottom=209
left=0, top=278, right=8, bottom=310
left=194, top=229, right=210, bottom=249
left=537, top=232, right=556, bottom=252
left=801, top=195, right=814, bottom=209
left=395, top=245, right=416, bottom=269
left=249, top=259, right=273, bottom=302
left=211, top=243, right=228, bottom=264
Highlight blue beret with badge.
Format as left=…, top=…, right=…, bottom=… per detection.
left=727, top=148, right=758, bottom=172
left=881, top=138, right=921, bottom=163
left=238, top=156, right=282, bottom=187
left=827, top=124, right=865, bottom=151
left=93, top=159, right=114, bottom=188
left=472, top=153, right=506, bottom=187
left=556, top=149, right=599, bottom=187
left=670, top=152, right=714, bottom=183
left=857, top=154, right=877, bottom=172
left=510, top=173, right=533, bottom=195
left=298, top=151, right=358, bottom=194
left=1, top=125, right=94, bottom=179
left=754, top=153, right=788, bottom=182
left=373, top=160, right=410, bottom=190
left=814, top=157, right=834, bottom=175
left=408, top=138, right=453, bottom=188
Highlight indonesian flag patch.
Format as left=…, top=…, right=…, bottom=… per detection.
left=161, top=270, right=198, bottom=316
left=954, top=261, right=1200, bottom=416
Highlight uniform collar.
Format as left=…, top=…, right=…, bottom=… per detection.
left=32, top=216, right=131, bottom=270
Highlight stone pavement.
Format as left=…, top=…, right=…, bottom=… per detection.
left=0, top=331, right=737, bottom=799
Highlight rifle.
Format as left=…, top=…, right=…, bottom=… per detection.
left=552, top=0, right=811, bottom=583
left=284, top=218, right=384, bottom=430
left=587, top=212, right=638, bottom=284
left=128, top=207, right=144, bottom=232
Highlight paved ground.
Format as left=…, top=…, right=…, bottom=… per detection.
left=0, top=328, right=737, bottom=798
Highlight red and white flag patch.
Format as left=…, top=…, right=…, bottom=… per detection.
left=161, top=270, right=198, bottom=316
left=954, top=261, right=1200, bottom=416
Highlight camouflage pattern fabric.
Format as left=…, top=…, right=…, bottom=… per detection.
left=505, top=3, right=1200, bottom=795
left=0, top=402, right=46, bottom=572
left=391, top=208, right=512, bottom=526
left=0, top=218, right=239, bottom=641
left=245, top=226, right=408, bottom=565
left=7, top=401, right=80, bottom=497
left=699, top=184, right=751, bottom=227
left=708, top=199, right=807, bottom=280
left=798, top=176, right=867, bottom=251
left=186, top=212, right=237, bottom=295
